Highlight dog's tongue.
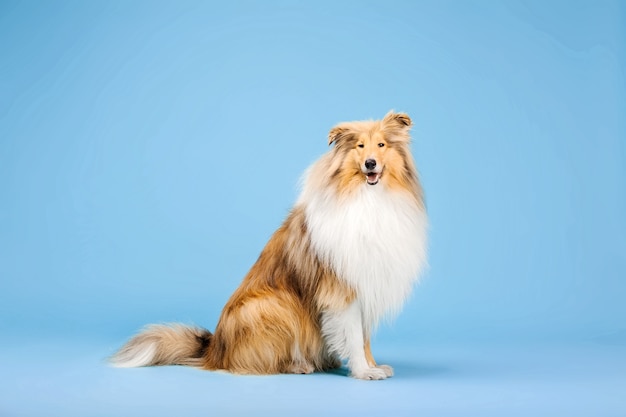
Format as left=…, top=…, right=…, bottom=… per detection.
left=367, top=173, right=379, bottom=183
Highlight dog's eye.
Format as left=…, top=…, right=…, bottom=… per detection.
left=378, top=143, right=385, bottom=148
left=357, top=144, right=364, bottom=148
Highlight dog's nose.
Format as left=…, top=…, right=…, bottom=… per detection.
left=365, top=159, right=377, bottom=170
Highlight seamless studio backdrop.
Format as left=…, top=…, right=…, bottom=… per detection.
left=1, top=1, right=625, bottom=416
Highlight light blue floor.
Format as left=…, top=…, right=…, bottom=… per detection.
left=2, top=338, right=624, bottom=417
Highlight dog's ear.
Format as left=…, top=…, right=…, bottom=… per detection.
left=383, top=111, right=412, bottom=129
left=383, top=111, right=412, bottom=143
left=328, top=126, right=349, bottom=146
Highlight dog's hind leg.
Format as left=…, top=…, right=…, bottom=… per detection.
left=287, top=341, right=315, bottom=374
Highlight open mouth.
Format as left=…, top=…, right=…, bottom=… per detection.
left=365, top=171, right=381, bottom=185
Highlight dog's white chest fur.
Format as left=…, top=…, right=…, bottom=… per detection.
left=302, top=185, right=427, bottom=328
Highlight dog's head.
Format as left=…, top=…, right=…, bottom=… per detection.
left=327, top=111, right=414, bottom=190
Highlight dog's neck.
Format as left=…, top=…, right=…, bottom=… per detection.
left=301, top=184, right=428, bottom=328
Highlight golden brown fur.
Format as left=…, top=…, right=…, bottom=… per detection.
left=110, top=111, right=426, bottom=378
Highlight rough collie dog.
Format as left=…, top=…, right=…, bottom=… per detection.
left=110, top=111, right=427, bottom=380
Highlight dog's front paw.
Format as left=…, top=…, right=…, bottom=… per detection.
left=377, top=364, right=394, bottom=377
left=351, top=366, right=389, bottom=380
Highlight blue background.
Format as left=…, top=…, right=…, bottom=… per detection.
left=1, top=1, right=625, bottom=416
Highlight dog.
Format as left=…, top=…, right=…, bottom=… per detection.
left=110, top=111, right=428, bottom=380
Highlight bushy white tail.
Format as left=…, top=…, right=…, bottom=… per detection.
left=109, top=324, right=211, bottom=368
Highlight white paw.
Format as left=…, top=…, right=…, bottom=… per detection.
left=377, top=364, right=394, bottom=377
left=288, top=361, right=315, bottom=374
left=351, top=366, right=389, bottom=380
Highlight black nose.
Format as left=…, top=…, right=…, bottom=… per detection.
left=365, top=159, right=377, bottom=170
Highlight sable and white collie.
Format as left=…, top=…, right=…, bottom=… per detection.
left=110, top=111, right=427, bottom=380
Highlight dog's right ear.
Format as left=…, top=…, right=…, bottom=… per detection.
left=328, top=126, right=349, bottom=146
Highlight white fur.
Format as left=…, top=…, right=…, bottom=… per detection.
left=299, top=169, right=427, bottom=379
left=109, top=341, right=156, bottom=368
left=288, top=342, right=314, bottom=374
left=321, top=301, right=389, bottom=380
left=302, top=183, right=428, bottom=329
left=320, top=302, right=365, bottom=363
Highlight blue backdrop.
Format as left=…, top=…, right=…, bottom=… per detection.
left=1, top=1, right=625, bottom=416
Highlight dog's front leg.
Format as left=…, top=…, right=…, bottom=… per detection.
left=364, top=334, right=394, bottom=377
left=321, top=302, right=389, bottom=380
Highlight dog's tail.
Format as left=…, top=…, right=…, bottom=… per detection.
left=109, top=323, right=212, bottom=368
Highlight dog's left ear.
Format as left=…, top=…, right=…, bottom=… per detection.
left=383, top=111, right=412, bottom=129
